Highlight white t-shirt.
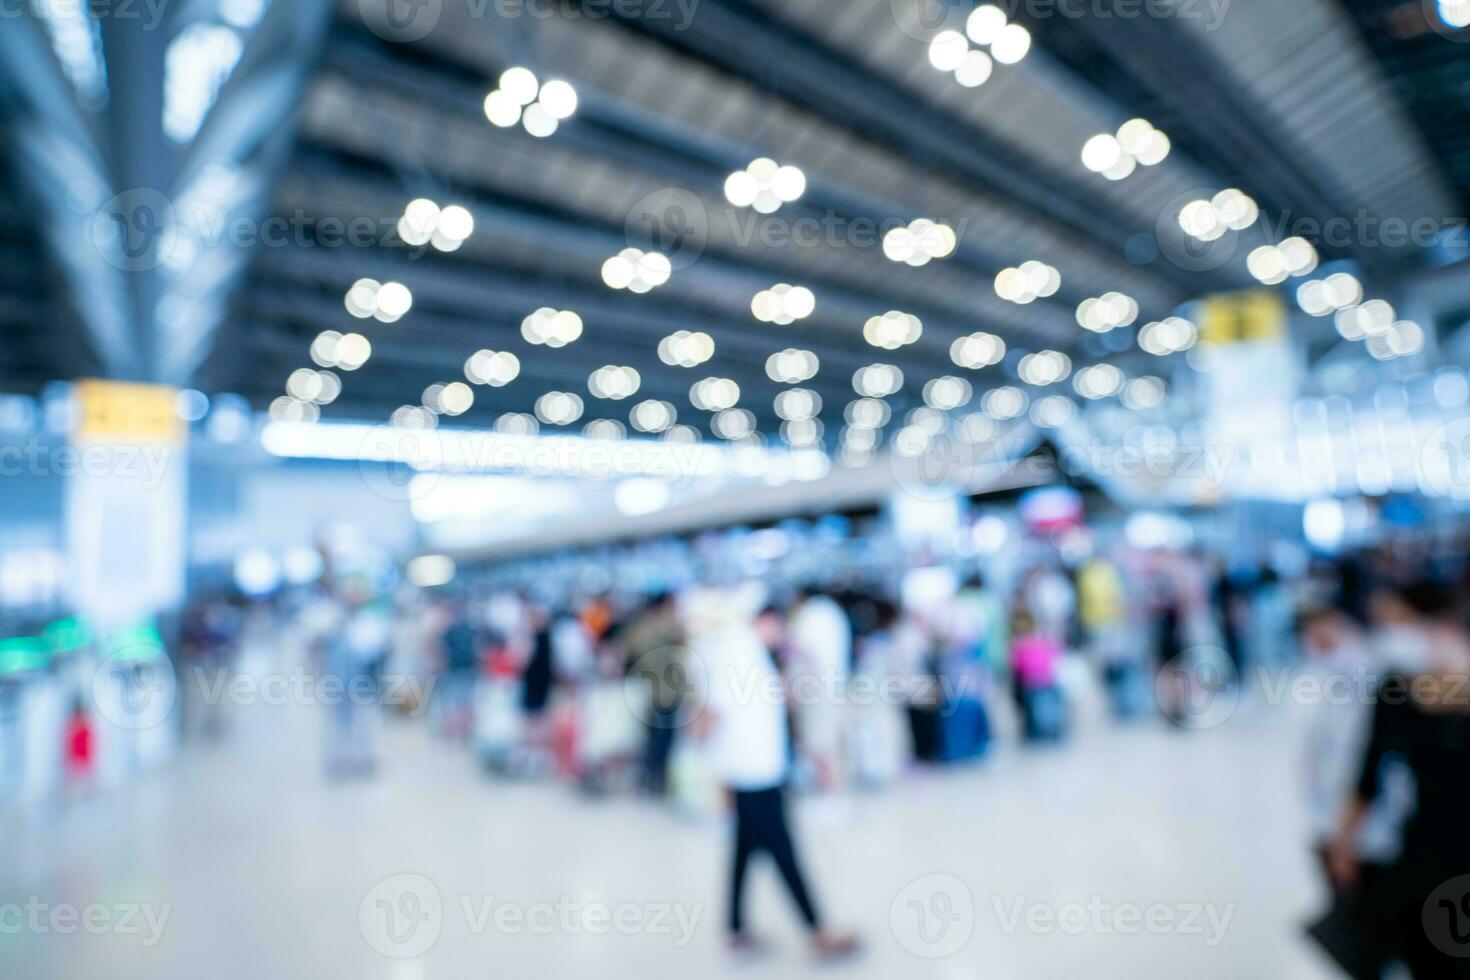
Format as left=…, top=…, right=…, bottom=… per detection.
left=789, top=596, right=851, bottom=681
left=697, top=624, right=789, bottom=791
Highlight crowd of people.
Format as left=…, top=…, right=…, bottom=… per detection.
left=151, top=528, right=1470, bottom=973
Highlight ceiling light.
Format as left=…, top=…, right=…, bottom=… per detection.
left=1076, top=292, right=1138, bottom=332
left=950, top=332, right=1007, bottom=369
left=922, top=376, right=973, bottom=411
left=1138, top=316, right=1197, bottom=356
left=335, top=333, right=371, bottom=370
left=588, top=365, right=641, bottom=400
left=690, top=377, right=740, bottom=411
left=845, top=398, right=891, bottom=429
left=862, top=311, right=922, bottom=350
left=995, top=260, right=1061, bottom=304
left=1082, top=119, right=1168, bottom=177
left=1030, top=395, right=1076, bottom=428
left=752, top=283, right=816, bottom=323
left=603, top=248, right=671, bottom=292
left=766, top=348, right=820, bottom=383
left=521, top=307, right=583, bottom=347
left=725, top=158, right=805, bottom=213
left=1121, top=376, right=1167, bottom=410
left=982, top=386, right=1027, bottom=420
left=853, top=363, right=904, bottom=398
left=631, top=400, right=676, bottom=433
left=774, top=388, right=822, bottom=421
left=535, top=391, right=584, bottom=426
left=1018, top=350, right=1072, bottom=386
left=465, top=349, right=520, bottom=387
left=883, top=219, right=958, bottom=266
left=1073, top=363, right=1125, bottom=399
left=583, top=419, right=625, bottom=440
left=657, top=330, right=715, bottom=368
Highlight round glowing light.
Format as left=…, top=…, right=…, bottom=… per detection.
left=990, top=23, right=1031, bottom=63
left=436, top=205, right=474, bottom=243
left=928, top=30, right=970, bottom=71
left=537, top=79, right=578, bottom=120
left=499, top=67, right=539, bottom=106
left=845, top=398, right=891, bottom=429
left=345, top=278, right=379, bottom=318
left=922, top=375, right=973, bottom=411
left=310, top=330, right=343, bottom=367
left=658, top=330, right=715, bottom=368
left=483, top=89, right=522, bottom=128
left=853, top=363, right=904, bottom=398
left=336, top=333, right=371, bottom=370
left=965, top=4, right=1007, bottom=44
left=690, top=377, right=740, bottom=412
left=631, top=400, right=676, bottom=433
left=766, top=348, right=819, bottom=383
left=1030, top=395, right=1076, bottom=428
left=374, top=281, right=413, bottom=322
left=954, top=49, right=994, bottom=87
left=1246, top=245, right=1288, bottom=285
left=1122, top=376, right=1167, bottom=410
left=286, top=368, right=324, bottom=402
left=863, top=311, right=923, bottom=350
left=535, top=391, right=584, bottom=426
left=950, top=332, right=1006, bottom=369
left=1081, top=134, right=1123, bottom=174
left=589, top=365, right=641, bottom=400
left=439, top=382, right=474, bottom=416
left=521, top=103, right=558, bottom=138
left=982, top=386, right=1027, bottom=420
left=774, top=388, right=822, bottom=421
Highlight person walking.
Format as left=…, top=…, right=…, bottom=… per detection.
left=1330, top=581, right=1470, bottom=977
left=685, top=585, right=860, bottom=960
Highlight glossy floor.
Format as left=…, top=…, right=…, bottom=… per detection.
left=2, top=689, right=1338, bottom=979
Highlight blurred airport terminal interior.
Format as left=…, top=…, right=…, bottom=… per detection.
left=4, top=0, right=1470, bottom=977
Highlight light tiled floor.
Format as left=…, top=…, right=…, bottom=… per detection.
left=1, top=689, right=1339, bottom=979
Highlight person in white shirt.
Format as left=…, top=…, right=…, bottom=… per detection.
left=786, top=587, right=852, bottom=791
left=684, top=585, right=859, bottom=960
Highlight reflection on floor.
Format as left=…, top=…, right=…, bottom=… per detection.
left=2, top=689, right=1338, bottom=980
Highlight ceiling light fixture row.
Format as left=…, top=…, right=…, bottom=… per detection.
left=927, top=5, right=1033, bottom=89
left=483, top=67, right=578, bottom=137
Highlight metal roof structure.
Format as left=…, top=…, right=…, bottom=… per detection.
left=3, top=0, right=1469, bottom=444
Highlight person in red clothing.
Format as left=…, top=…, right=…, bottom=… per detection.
left=64, top=696, right=95, bottom=794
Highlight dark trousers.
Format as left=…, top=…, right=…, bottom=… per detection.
left=729, top=786, right=821, bottom=936
left=642, top=706, right=678, bottom=794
